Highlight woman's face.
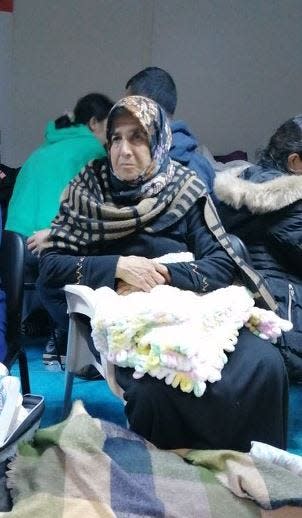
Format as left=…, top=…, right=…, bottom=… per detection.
left=109, top=112, right=151, bottom=182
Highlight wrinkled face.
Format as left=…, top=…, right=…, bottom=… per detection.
left=109, top=112, right=151, bottom=182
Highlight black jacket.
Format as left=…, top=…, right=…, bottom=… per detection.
left=215, top=164, right=302, bottom=381
left=169, top=121, right=215, bottom=194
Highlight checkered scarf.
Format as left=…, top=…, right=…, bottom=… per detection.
left=48, top=158, right=205, bottom=253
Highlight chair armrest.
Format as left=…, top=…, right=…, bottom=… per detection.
left=64, top=284, right=124, bottom=401
left=64, top=284, right=96, bottom=318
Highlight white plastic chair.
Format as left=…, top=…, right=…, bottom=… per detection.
left=62, top=284, right=124, bottom=418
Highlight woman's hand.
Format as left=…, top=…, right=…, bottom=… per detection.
left=116, top=280, right=142, bottom=296
left=27, top=228, right=51, bottom=255
left=116, top=255, right=170, bottom=292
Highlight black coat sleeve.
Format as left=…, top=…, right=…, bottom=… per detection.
left=39, top=250, right=120, bottom=290
left=166, top=202, right=236, bottom=292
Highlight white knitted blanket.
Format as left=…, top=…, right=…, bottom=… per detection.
left=91, top=284, right=292, bottom=397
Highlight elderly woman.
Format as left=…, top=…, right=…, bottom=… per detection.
left=215, top=114, right=302, bottom=383
left=38, top=96, right=287, bottom=452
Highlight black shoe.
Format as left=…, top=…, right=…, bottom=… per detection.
left=43, top=328, right=67, bottom=366
left=75, top=365, right=104, bottom=381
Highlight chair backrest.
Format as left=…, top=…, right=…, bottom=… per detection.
left=0, top=230, right=25, bottom=360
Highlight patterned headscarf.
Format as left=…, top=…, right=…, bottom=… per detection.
left=106, top=96, right=175, bottom=202
left=47, top=96, right=207, bottom=253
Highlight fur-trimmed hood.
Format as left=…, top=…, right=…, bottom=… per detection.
left=214, top=165, right=302, bottom=214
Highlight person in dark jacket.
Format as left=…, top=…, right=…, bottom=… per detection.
left=125, top=67, right=215, bottom=194
left=38, top=96, right=287, bottom=452
left=215, top=114, right=302, bottom=382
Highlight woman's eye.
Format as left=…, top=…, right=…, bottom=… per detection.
left=133, top=132, right=147, bottom=143
left=111, top=135, right=121, bottom=144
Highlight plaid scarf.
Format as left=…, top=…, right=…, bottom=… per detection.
left=48, top=158, right=205, bottom=252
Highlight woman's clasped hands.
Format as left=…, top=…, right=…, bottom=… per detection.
left=115, top=255, right=170, bottom=295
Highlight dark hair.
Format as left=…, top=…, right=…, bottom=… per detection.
left=257, top=115, right=302, bottom=172
left=125, top=67, right=177, bottom=116
left=55, top=93, right=114, bottom=129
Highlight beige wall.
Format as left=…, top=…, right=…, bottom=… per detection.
left=0, top=12, right=13, bottom=164
left=3, top=0, right=302, bottom=165
left=11, top=0, right=154, bottom=164
left=151, top=0, right=302, bottom=161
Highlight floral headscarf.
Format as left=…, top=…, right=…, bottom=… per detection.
left=106, top=96, right=174, bottom=201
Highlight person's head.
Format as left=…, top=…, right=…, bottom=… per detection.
left=106, top=95, right=172, bottom=184
left=55, top=93, right=114, bottom=143
left=125, top=67, right=177, bottom=118
left=258, top=115, right=302, bottom=174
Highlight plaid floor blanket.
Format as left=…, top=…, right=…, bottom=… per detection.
left=1, top=401, right=301, bottom=518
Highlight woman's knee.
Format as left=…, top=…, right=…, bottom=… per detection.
left=250, top=336, right=287, bottom=380
left=237, top=328, right=286, bottom=370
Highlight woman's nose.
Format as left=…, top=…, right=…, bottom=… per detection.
left=120, top=138, right=132, bottom=155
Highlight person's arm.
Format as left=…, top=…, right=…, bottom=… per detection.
left=39, top=250, right=169, bottom=291
left=165, top=202, right=236, bottom=292
left=39, top=250, right=120, bottom=290
left=116, top=255, right=168, bottom=291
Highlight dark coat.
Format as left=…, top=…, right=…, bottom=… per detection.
left=170, top=121, right=215, bottom=194
left=39, top=200, right=236, bottom=294
left=38, top=191, right=276, bottom=334
left=38, top=193, right=288, bottom=452
left=215, top=164, right=302, bottom=381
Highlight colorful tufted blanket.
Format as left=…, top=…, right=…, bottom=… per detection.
left=2, top=401, right=302, bottom=518
left=91, top=285, right=292, bottom=396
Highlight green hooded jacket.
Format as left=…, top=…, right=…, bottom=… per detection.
left=5, top=121, right=106, bottom=236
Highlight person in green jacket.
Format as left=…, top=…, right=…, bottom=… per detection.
left=6, top=92, right=113, bottom=244
left=5, top=93, right=113, bottom=367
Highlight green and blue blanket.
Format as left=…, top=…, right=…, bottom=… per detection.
left=2, top=401, right=301, bottom=517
